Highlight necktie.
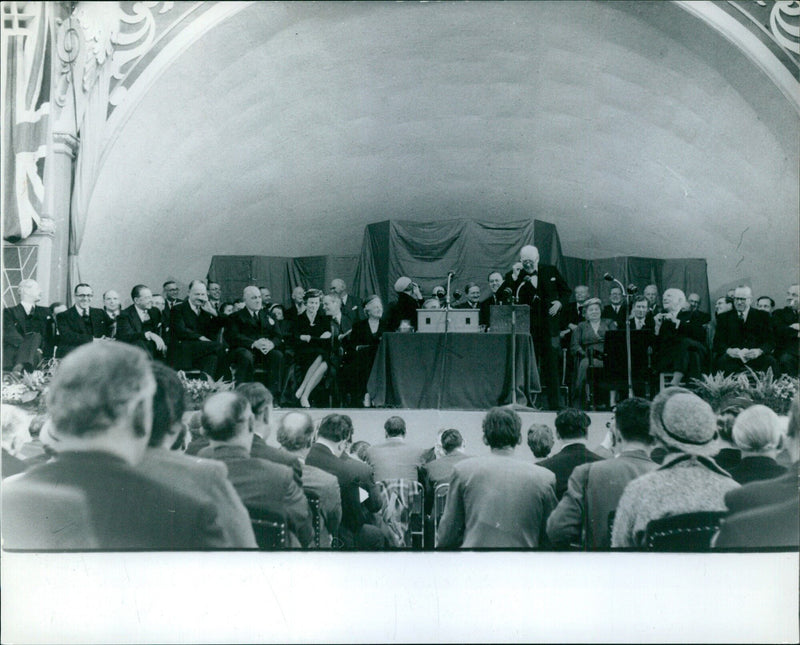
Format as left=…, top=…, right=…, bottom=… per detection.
left=738, top=311, right=744, bottom=322
left=82, top=309, right=90, bottom=325
left=141, top=310, right=150, bottom=323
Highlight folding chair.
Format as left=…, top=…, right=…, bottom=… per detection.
left=644, top=511, right=728, bottom=551
left=305, top=491, right=322, bottom=548
left=249, top=507, right=288, bottom=549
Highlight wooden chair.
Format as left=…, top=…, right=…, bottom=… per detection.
left=249, top=506, right=288, bottom=549
left=433, top=483, right=450, bottom=547
left=645, top=511, right=728, bottom=551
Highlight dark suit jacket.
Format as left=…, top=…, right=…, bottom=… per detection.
left=772, top=306, right=799, bottom=357
left=116, top=305, right=163, bottom=357
left=537, top=443, right=605, bottom=500
left=3, top=303, right=54, bottom=362
left=713, top=308, right=775, bottom=358
left=601, top=303, right=629, bottom=329
left=199, top=443, right=312, bottom=547
left=419, top=452, right=470, bottom=513
left=170, top=300, right=223, bottom=342
left=436, top=449, right=557, bottom=548
left=479, top=293, right=505, bottom=328
left=2, top=451, right=226, bottom=549
left=726, top=456, right=787, bottom=485
left=714, top=497, right=799, bottom=548
left=306, top=442, right=383, bottom=534
left=338, top=295, right=362, bottom=326
left=501, top=264, right=571, bottom=339
left=227, top=307, right=283, bottom=350
left=56, top=306, right=112, bottom=356
left=724, top=461, right=798, bottom=514
left=387, top=292, right=423, bottom=331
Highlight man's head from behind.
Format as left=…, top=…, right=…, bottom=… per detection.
left=317, top=413, right=353, bottom=454
left=46, top=342, right=155, bottom=455
left=201, top=392, right=252, bottom=443
left=527, top=423, right=554, bottom=459
left=440, top=428, right=464, bottom=455
left=613, top=397, right=651, bottom=445
left=277, top=411, right=315, bottom=452
left=482, top=407, right=522, bottom=449
left=148, top=363, right=186, bottom=449
left=235, top=381, right=273, bottom=437
left=554, top=408, right=591, bottom=441
left=384, top=415, right=406, bottom=438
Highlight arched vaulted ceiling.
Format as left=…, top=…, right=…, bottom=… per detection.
left=82, top=0, right=799, bottom=302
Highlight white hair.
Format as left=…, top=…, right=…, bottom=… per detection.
left=733, top=404, right=782, bottom=452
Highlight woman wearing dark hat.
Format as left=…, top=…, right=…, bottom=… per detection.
left=293, top=289, right=332, bottom=408
left=570, top=297, right=617, bottom=408
left=342, top=295, right=387, bottom=407
left=611, top=387, right=740, bottom=548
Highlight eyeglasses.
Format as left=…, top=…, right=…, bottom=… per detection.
left=75, top=293, right=93, bottom=298
left=733, top=297, right=749, bottom=301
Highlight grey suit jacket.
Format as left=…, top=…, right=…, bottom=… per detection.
left=546, top=449, right=657, bottom=549
left=365, top=438, right=425, bottom=483
left=436, top=449, right=557, bottom=548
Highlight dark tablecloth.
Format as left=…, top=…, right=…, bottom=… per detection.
left=367, top=332, right=540, bottom=409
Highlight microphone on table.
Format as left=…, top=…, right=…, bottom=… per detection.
left=627, top=284, right=639, bottom=294
left=603, top=273, right=615, bottom=282
left=501, top=287, right=513, bottom=303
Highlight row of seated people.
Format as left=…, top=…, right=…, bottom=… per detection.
left=3, top=277, right=387, bottom=409
left=2, top=338, right=797, bottom=550
left=558, top=283, right=799, bottom=409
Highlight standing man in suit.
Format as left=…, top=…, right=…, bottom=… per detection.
left=686, top=293, right=711, bottom=325
left=284, top=286, right=307, bottom=323
left=772, top=284, right=799, bottom=375
left=116, top=285, right=166, bottom=359
left=644, top=284, right=662, bottom=316
left=713, top=285, right=778, bottom=375
left=3, top=279, right=53, bottom=374
left=365, top=415, right=425, bottom=482
left=537, top=408, right=604, bottom=500
left=330, top=278, right=361, bottom=325
left=602, top=286, right=628, bottom=328
left=387, top=277, right=424, bottom=331
left=437, top=407, right=557, bottom=548
left=102, top=290, right=122, bottom=338
left=227, top=286, right=285, bottom=394
left=207, top=282, right=223, bottom=315
left=479, top=271, right=506, bottom=328
left=501, top=245, right=571, bottom=410
left=161, top=280, right=181, bottom=333
left=546, top=397, right=657, bottom=549
left=2, top=341, right=227, bottom=549
left=306, top=413, right=385, bottom=549
left=56, top=283, right=112, bottom=357
left=170, top=279, right=225, bottom=377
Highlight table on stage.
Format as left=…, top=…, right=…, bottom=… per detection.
left=366, top=332, right=540, bottom=409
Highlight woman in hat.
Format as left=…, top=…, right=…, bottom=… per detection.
left=293, top=289, right=332, bottom=408
left=570, top=297, right=617, bottom=408
left=611, top=387, right=740, bottom=548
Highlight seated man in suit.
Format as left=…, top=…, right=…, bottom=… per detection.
left=56, top=283, right=112, bottom=357
left=537, top=408, right=604, bottom=500
left=365, top=415, right=425, bottom=482
left=199, top=391, right=313, bottom=547
left=547, top=397, right=657, bottom=549
left=479, top=271, right=506, bottom=329
left=713, top=285, right=778, bottom=375
left=170, top=279, right=225, bottom=377
left=3, top=279, right=53, bottom=374
left=455, top=282, right=482, bottom=311
left=653, top=288, right=708, bottom=387
left=322, top=292, right=353, bottom=397
left=277, top=411, right=343, bottom=546
left=306, top=413, right=385, bottom=549
left=137, top=363, right=257, bottom=547
left=419, top=428, right=470, bottom=514
left=116, top=284, right=166, bottom=359
left=2, top=341, right=227, bottom=549
left=436, top=407, right=557, bottom=549
left=227, top=286, right=284, bottom=394
left=772, top=284, right=799, bottom=375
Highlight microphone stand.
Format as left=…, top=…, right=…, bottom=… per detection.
left=608, top=277, right=634, bottom=399
left=435, top=274, right=454, bottom=410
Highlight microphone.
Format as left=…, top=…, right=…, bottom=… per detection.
left=603, top=273, right=614, bottom=282
left=501, top=287, right=513, bottom=299
left=447, top=271, right=456, bottom=278
left=627, top=284, right=639, bottom=294
left=453, top=290, right=463, bottom=301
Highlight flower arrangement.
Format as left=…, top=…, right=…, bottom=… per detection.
left=1, top=359, right=60, bottom=411
left=690, top=368, right=798, bottom=415
left=177, top=371, right=233, bottom=409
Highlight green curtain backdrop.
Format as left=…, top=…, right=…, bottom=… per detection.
left=352, top=219, right=565, bottom=304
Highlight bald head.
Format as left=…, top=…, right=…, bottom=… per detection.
left=201, top=392, right=252, bottom=442
left=330, top=279, right=346, bottom=295
left=520, top=245, right=539, bottom=263
left=277, top=411, right=315, bottom=452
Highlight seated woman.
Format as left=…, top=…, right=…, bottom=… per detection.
left=570, top=298, right=617, bottom=408
left=343, top=295, right=387, bottom=407
left=293, top=289, right=332, bottom=408
left=727, top=404, right=787, bottom=484
left=654, top=288, right=708, bottom=387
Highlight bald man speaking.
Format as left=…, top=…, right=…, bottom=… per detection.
left=501, top=245, right=571, bottom=410
left=227, top=286, right=285, bottom=395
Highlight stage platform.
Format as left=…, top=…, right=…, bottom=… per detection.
left=262, top=407, right=614, bottom=460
